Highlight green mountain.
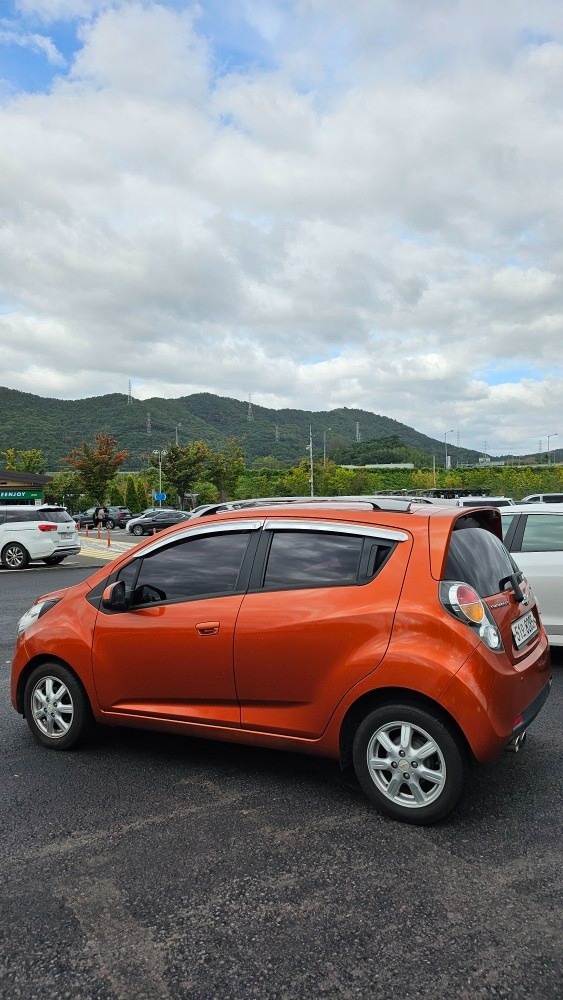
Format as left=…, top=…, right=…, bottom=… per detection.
left=0, top=385, right=486, bottom=470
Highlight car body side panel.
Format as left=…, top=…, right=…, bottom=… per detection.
left=234, top=541, right=412, bottom=738
left=91, top=595, right=244, bottom=726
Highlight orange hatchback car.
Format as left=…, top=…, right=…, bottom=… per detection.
left=11, top=498, right=551, bottom=824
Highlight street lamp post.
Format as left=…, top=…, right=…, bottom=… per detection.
left=444, top=429, right=454, bottom=470
left=323, top=427, right=331, bottom=466
left=307, top=426, right=314, bottom=496
left=152, top=449, right=167, bottom=506
left=547, top=432, right=558, bottom=465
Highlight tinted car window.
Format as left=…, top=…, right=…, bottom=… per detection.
left=131, top=532, right=252, bottom=603
left=543, top=495, right=563, bottom=503
left=39, top=510, right=74, bottom=523
left=263, top=531, right=365, bottom=588
left=445, top=526, right=518, bottom=597
left=6, top=510, right=40, bottom=522
left=3, top=509, right=72, bottom=523
left=521, top=514, right=563, bottom=552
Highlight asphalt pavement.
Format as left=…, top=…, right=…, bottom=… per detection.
left=1, top=563, right=562, bottom=1000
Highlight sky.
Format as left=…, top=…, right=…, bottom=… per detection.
left=2, top=1, right=563, bottom=456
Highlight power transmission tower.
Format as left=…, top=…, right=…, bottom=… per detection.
left=248, top=394, right=254, bottom=421
left=274, top=425, right=280, bottom=442
left=356, top=421, right=361, bottom=442
left=127, top=380, right=132, bottom=404
left=147, top=412, right=152, bottom=435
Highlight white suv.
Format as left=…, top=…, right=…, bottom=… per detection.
left=0, top=505, right=80, bottom=569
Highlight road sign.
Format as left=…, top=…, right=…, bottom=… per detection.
left=154, top=492, right=167, bottom=501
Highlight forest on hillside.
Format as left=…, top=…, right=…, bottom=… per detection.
left=0, top=386, right=493, bottom=471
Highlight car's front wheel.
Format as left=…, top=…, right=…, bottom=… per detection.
left=23, top=663, right=92, bottom=749
left=1, top=542, right=30, bottom=569
left=352, top=704, right=466, bottom=824
left=132, top=524, right=145, bottom=536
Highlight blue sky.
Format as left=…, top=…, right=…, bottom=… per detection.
left=2, top=1, right=563, bottom=454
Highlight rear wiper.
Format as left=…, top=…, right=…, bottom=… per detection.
left=499, top=573, right=524, bottom=603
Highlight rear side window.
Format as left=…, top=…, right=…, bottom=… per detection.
left=5, top=509, right=42, bottom=522
left=543, top=495, right=563, bottom=503
left=261, top=530, right=393, bottom=589
left=444, top=527, right=519, bottom=598
left=521, top=514, right=563, bottom=552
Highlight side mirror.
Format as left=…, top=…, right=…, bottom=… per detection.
left=101, top=580, right=129, bottom=611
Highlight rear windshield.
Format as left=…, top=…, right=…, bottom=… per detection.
left=3, top=508, right=74, bottom=524
left=444, top=526, right=519, bottom=597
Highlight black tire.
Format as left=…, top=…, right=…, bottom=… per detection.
left=105, top=519, right=115, bottom=530
left=43, top=556, right=65, bottom=566
left=352, top=703, right=466, bottom=825
left=23, top=662, right=92, bottom=750
left=1, top=542, right=29, bottom=569
left=132, top=524, right=145, bottom=536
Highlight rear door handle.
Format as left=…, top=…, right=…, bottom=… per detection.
left=196, top=621, right=220, bottom=635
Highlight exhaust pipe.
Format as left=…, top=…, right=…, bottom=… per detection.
left=506, top=731, right=527, bottom=753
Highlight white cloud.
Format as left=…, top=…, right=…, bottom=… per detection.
left=2, top=1, right=563, bottom=453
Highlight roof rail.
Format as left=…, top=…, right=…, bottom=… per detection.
left=199, top=496, right=421, bottom=514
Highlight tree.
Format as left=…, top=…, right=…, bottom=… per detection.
left=44, top=470, right=83, bottom=509
left=136, top=479, right=150, bottom=511
left=125, top=476, right=138, bottom=512
left=0, top=448, right=46, bottom=473
left=159, top=441, right=210, bottom=502
left=206, top=439, right=245, bottom=500
left=62, top=433, right=128, bottom=503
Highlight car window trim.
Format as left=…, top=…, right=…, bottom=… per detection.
left=136, top=518, right=265, bottom=559
left=262, top=518, right=409, bottom=542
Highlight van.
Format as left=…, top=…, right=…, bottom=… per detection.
left=0, top=505, right=80, bottom=569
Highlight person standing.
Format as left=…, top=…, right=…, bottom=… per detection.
left=94, top=504, right=108, bottom=529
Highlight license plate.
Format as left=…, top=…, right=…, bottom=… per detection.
left=59, top=532, right=74, bottom=539
left=511, top=610, right=538, bottom=648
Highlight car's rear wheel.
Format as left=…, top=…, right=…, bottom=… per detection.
left=105, top=518, right=115, bottom=529
left=132, top=524, right=144, bottom=536
left=2, top=542, right=30, bottom=569
left=42, top=556, right=65, bottom=565
left=352, top=704, right=465, bottom=824
left=23, top=663, right=92, bottom=749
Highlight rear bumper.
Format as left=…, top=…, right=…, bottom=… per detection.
left=439, top=637, right=552, bottom=762
left=511, top=676, right=552, bottom=736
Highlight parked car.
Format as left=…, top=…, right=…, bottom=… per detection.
left=455, top=496, right=515, bottom=508
left=501, top=502, right=563, bottom=647
left=74, top=506, right=132, bottom=530
left=126, top=509, right=192, bottom=535
left=520, top=493, right=563, bottom=504
left=11, top=498, right=551, bottom=824
left=0, top=504, right=80, bottom=569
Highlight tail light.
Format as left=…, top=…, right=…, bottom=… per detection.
left=440, top=581, right=503, bottom=652
left=38, top=523, right=58, bottom=532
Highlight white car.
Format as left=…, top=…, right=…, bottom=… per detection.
left=0, top=504, right=80, bottom=569
left=501, top=502, right=563, bottom=647
left=456, top=496, right=515, bottom=508
left=520, top=493, right=563, bottom=504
